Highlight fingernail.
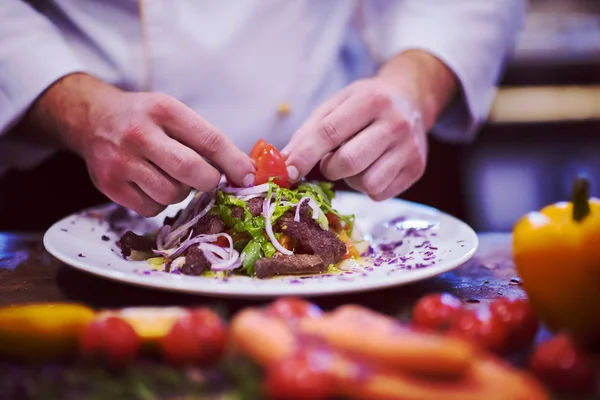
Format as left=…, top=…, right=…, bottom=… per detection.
left=242, top=173, right=255, bottom=187
left=287, top=165, right=299, bottom=181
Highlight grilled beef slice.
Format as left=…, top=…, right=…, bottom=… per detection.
left=247, top=197, right=263, bottom=217
left=254, top=254, right=326, bottom=279
left=181, top=246, right=210, bottom=275
left=276, top=210, right=346, bottom=266
left=231, top=206, right=244, bottom=219
left=118, top=231, right=155, bottom=257
left=192, top=214, right=225, bottom=235
left=231, top=197, right=263, bottom=220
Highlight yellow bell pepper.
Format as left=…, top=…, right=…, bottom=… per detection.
left=513, top=177, right=600, bottom=349
left=0, top=303, right=95, bottom=360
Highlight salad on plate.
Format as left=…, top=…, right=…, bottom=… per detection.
left=116, top=140, right=369, bottom=279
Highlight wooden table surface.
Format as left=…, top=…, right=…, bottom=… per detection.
left=0, top=232, right=524, bottom=312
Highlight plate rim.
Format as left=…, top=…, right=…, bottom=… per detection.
left=43, top=191, right=479, bottom=298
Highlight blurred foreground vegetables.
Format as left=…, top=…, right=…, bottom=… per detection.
left=0, top=303, right=95, bottom=360
left=231, top=298, right=550, bottom=400
left=513, top=177, right=600, bottom=349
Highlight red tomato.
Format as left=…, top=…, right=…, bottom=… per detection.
left=449, top=307, right=509, bottom=354
left=79, top=316, right=140, bottom=367
left=266, top=298, right=322, bottom=323
left=411, top=293, right=462, bottom=332
left=264, top=350, right=334, bottom=400
left=160, top=308, right=227, bottom=366
left=490, top=298, right=539, bottom=351
left=250, top=138, right=268, bottom=161
left=250, top=140, right=290, bottom=188
left=530, top=334, right=597, bottom=395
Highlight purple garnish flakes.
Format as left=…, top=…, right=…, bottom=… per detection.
left=290, top=279, right=302, bottom=284
left=60, top=228, right=68, bottom=232
left=390, top=216, right=407, bottom=224
left=77, top=253, right=85, bottom=258
left=101, top=235, right=110, bottom=241
left=143, top=271, right=151, bottom=275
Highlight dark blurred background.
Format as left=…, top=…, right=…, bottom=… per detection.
left=1, top=0, right=599, bottom=232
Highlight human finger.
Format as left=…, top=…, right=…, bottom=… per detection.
left=319, top=121, right=397, bottom=181
left=282, top=92, right=383, bottom=181
left=149, top=95, right=255, bottom=187
left=139, top=126, right=222, bottom=192
left=343, top=147, right=405, bottom=197
left=126, top=160, right=190, bottom=206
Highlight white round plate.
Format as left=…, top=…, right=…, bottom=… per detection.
left=43, top=191, right=478, bottom=298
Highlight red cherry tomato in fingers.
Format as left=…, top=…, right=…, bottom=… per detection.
left=449, top=307, right=508, bottom=354
left=411, top=293, right=462, bottom=332
left=490, top=298, right=539, bottom=351
left=250, top=138, right=268, bottom=161
left=530, top=334, right=597, bottom=395
left=254, top=144, right=289, bottom=188
left=160, top=308, right=227, bottom=366
left=79, top=316, right=140, bottom=367
left=265, top=298, right=322, bottom=323
left=264, top=350, right=334, bottom=400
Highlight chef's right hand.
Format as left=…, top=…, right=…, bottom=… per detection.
left=25, top=73, right=255, bottom=217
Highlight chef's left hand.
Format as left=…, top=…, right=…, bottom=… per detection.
left=281, top=77, right=427, bottom=201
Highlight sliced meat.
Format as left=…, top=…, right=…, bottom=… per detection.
left=276, top=211, right=346, bottom=266
left=247, top=197, right=263, bottom=217
left=231, top=206, right=245, bottom=219
left=163, top=209, right=182, bottom=226
left=118, top=231, right=155, bottom=257
left=192, top=214, right=225, bottom=236
left=181, top=246, right=210, bottom=276
left=254, top=254, right=326, bottom=279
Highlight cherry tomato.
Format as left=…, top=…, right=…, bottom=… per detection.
left=79, top=316, right=140, bottom=367
left=250, top=138, right=268, bottom=160
left=266, top=298, right=322, bottom=323
left=160, top=308, right=227, bottom=366
left=411, top=293, right=462, bottom=332
left=530, top=334, right=597, bottom=395
left=250, top=140, right=290, bottom=188
left=264, top=350, right=334, bottom=400
left=490, top=298, right=539, bottom=351
left=449, top=307, right=508, bottom=354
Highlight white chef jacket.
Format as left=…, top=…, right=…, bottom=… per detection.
left=0, top=0, right=525, bottom=176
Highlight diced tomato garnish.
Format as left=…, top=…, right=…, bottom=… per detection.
left=214, top=236, right=229, bottom=248
left=343, top=245, right=361, bottom=260
left=250, top=139, right=290, bottom=188
left=326, top=213, right=342, bottom=233
left=338, top=231, right=359, bottom=259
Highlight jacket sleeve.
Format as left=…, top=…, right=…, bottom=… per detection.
left=0, top=1, right=90, bottom=173
left=363, top=0, right=526, bottom=142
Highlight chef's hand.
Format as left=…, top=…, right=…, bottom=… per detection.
left=21, top=73, right=255, bottom=216
left=282, top=50, right=457, bottom=201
